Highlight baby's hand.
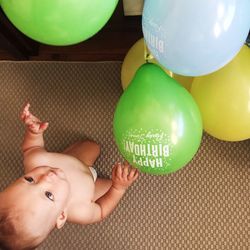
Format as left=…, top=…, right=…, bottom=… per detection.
left=112, top=162, right=139, bottom=191
left=20, top=103, right=48, bottom=134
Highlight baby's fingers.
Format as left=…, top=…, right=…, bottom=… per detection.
left=39, top=122, right=49, bottom=132
left=20, top=103, right=31, bottom=121
left=116, top=162, right=122, bottom=178
left=25, top=116, right=35, bottom=126
left=128, top=167, right=139, bottom=181
left=112, top=162, right=122, bottom=179
left=122, top=163, right=129, bottom=180
left=27, top=121, right=48, bottom=134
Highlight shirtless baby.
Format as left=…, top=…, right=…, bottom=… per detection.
left=0, top=103, right=139, bottom=250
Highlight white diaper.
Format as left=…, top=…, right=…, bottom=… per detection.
left=89, top=167, right=97, bottom=182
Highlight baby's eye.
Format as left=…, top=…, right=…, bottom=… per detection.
left=45, top=191, right=54, bottom=201
left=24, top=176, right=34, bottom=183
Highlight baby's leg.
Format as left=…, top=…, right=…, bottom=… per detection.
left=63, top=140, right=100, bottom=167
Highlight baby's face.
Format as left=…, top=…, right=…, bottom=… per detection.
left=0, top=166, right=70, bottom=235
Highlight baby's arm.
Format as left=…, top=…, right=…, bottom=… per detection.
left=20, top=103, right=48, bottom=153
left=95, top=162, right=139, bottom=219
left=69, top=162, right=139, bottom=224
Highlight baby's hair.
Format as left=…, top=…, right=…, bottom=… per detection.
left=0, top=207, right=40, bottom=250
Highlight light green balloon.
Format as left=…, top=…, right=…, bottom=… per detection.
left=113, top=63, right=202, bottom=175
left=1, top=0, right=118, bottom=45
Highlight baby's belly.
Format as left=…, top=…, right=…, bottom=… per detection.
left=46, top=152, right=96, bottom=202
left=67, top=168, right=95, bottom=203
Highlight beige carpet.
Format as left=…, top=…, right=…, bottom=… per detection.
left=0, top=61, right=249, bottom=250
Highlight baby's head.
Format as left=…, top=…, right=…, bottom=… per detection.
left=0, top=166, right=71, bottom=250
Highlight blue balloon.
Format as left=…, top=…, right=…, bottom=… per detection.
left=142, top=0, right=250, bottom=76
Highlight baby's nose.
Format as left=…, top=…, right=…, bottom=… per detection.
left=39, top=170, right=57, bottom=183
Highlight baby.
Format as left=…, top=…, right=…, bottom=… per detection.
left=0, top=103, right=139, bottom=250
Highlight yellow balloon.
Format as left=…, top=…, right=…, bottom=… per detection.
left=121, top=38, right=193, bottom=91
left=191, top=45, right=250, bottom=141
left=173, top=74, right=193, bottom=92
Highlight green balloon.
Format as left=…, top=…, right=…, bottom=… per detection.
left=1, top=0, right=118, bottom=45
left=113, top=63, right=202, bottom=175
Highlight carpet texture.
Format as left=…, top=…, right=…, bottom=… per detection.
left=0, top=61, right=249, bottom=250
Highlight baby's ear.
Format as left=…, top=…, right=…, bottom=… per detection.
left=56, top=211, right=67, bottom=229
